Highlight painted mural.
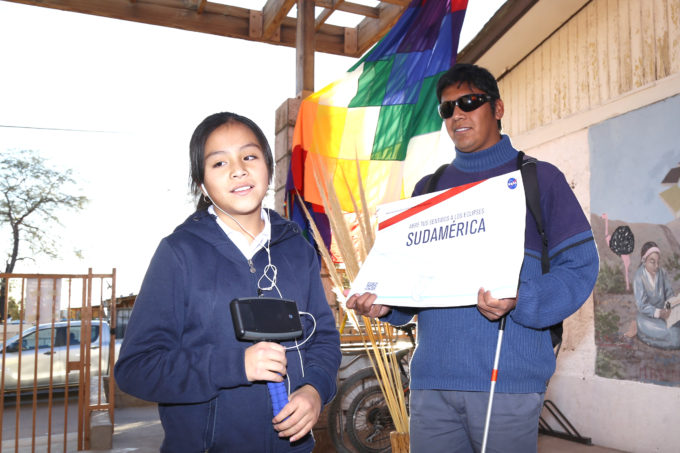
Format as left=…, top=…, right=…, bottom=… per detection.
left=590, top=94, right=680, bottom=387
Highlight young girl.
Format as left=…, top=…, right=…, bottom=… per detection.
left=114, top=112, right=341, bottom=452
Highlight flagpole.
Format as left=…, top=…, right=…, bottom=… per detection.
left=481, top=316, right=506, bottom=453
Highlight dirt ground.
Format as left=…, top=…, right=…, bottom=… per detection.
left=593, top=292, right=680, bottom=386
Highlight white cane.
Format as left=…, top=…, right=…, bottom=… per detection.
left=481, top=316, right=506, bottom=453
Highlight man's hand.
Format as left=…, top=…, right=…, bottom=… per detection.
left=477, top=288, right=517, bottom=321
left=273, top=385, right=322, bottom=442
left=244, top=342, right=287, bottom=382
left=345, top=292, right=391, bottom=318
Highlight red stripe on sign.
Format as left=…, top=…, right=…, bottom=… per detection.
left=491, top=369, right=499, bottom=382
left=378, top=179, right=485, bottom=230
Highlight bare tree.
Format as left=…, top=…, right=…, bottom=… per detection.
left=0, top=150, right=88, bottom=319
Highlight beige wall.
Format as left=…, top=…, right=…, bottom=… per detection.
left=499, top=0, right=680, bottom=139
left=499, top=1, right=680, bottom=451
left=511, top=91, right=680, bottom=453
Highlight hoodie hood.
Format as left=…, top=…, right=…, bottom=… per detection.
left=174, top=208, right=303, bottom=249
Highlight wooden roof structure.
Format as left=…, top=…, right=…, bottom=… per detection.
left=5, top=0, right=410, bottom=58
left=6, top=1, right=588, bottom=98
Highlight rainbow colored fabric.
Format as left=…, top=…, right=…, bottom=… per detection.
left=290, top=0, right=468, bottom=213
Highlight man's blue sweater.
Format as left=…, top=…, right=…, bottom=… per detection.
left=384, top=135, right=599, bottom=393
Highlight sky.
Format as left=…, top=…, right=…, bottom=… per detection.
left=590, top=94, right=680, bottom=225
left=0, top=0, right=506, bottom=298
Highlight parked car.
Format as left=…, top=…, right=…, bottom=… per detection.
left=1, top=320, right=115, bottom=391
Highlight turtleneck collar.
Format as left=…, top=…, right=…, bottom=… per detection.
left=452, top=135, right=518, bottom=173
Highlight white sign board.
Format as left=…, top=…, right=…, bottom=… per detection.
left=349, top=170, right=526, bottom=307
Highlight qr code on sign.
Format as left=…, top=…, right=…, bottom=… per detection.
left=365, top=282, right=378, bottom=291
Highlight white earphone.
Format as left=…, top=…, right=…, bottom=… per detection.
left=201, top=182, right=316, bottom=378
left=201, top=182, right=257, bottom=242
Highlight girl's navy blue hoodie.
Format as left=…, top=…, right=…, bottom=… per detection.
left=114, top=208, right=341, bottom=452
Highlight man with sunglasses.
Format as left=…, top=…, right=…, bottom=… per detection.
left=347, top=63, right=599, bottom=452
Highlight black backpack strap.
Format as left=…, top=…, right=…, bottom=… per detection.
left=424, top=163, right=449, bottom=194
left=518, top=151, right=549, bottom=275
left=518, top=152, right=563, bottom=347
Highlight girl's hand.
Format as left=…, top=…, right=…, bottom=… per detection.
left=244, top=342, right=287, bottom=382
left=272, top=385, right=322, bottom=442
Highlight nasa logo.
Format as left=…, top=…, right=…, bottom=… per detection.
left=507, top=178, right=518, bottom=190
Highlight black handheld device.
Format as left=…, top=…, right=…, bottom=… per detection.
left=230, top=297, right=303, bottom=417
left=230, top=297, right=303, bottom=342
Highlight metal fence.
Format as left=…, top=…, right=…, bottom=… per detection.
left=0, top=269, right=117, bottom=452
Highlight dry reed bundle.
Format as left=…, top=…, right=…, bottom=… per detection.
left=296, top=153, right=410, bottom=436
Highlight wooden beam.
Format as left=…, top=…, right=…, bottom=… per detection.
left=196, top=0, right=206, bottom=14
left=315, top=0, right=380, bottom=31
left=262, top=0, right=296, bottom=40
left=249, top=10, right=263, bottom=39
left=315, top=8, right=334, bottom=31
left=316, top=1, right=379, bottom=19
left=315, top=0, right=343, bottom=31
left=296, top=0, right=315, bottom=97
left=315, top=1, right=380, bottom=32
left=337, top=1, right=379, bottom=18
left=355, top=3, right=404, bottom=55
left=379, top=0, right=410, bottom=6
left=202, top=2, right=252, bottom=20
left=344, top=27, right=358, bottom=56
left=3, top=0, right=402, bottom=57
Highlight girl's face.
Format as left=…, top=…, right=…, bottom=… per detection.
left=644, top=252, right=660, bottom=275
left=202, top=122, right=269, bottom=228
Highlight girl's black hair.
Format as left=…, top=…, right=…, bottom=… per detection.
left=189, top=112, right=273, bottom=210
left=640, top=241, right=659, bottom=259
left=436, top=63, right=502, bottom=130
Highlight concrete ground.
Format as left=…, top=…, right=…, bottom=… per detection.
left=76, top=404, right=627, bottom=453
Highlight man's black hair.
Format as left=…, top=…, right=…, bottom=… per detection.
left=436, top=63, right=502, bottom=130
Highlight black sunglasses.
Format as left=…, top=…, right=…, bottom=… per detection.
left=438, top=93, right=494, bottom=119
